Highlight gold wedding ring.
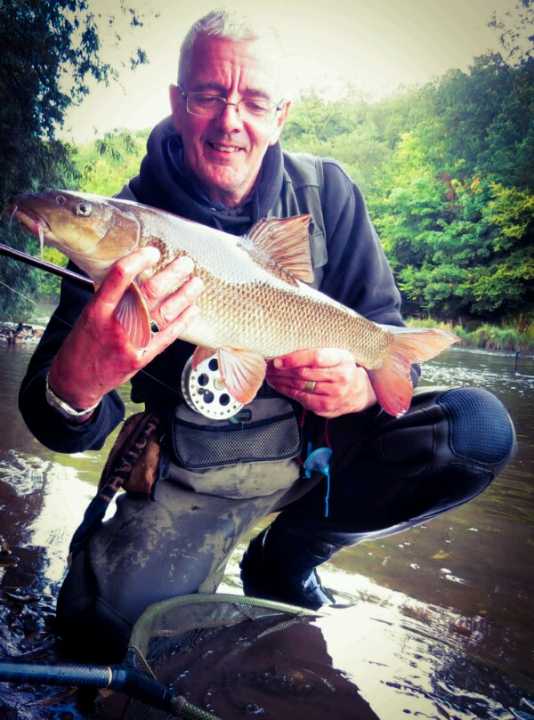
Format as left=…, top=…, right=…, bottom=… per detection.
left=303, top=380, right=316, bottom=393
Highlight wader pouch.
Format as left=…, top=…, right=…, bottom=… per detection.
left=171, top=395, right=302, bottom=471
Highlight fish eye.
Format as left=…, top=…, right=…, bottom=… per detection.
left=76, top=202, right=92, bottom=217
left=56, top=195, right=66, bottom=205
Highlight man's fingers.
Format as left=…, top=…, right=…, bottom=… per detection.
left=268, top=381, right=341, bottom=414
left=142, top=303, right=201, bottom=360
left=266, top=367, right=344, bottom=384
left=152, top=276, right=204, bottom=328
left=141, top=255, right=195, bottom=306
left=272, top=347, right=354, bottom=369
left=267, top=378, right=329, bottom=395
left=141, top=272, right=204, bottom=361
left=97, top=247, right=161, bottom=312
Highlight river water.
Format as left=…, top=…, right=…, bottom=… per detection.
left=0, top=343, right=533, bottom=719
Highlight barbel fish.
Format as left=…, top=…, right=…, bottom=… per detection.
left=11, top=190, right=458, bottom=416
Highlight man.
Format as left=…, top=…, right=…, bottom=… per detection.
left=19, top=10, right=516, bottom=662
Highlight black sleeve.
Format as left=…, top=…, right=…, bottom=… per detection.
left=18, top=269, right=124, bottom=453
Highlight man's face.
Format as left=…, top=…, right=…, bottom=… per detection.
left=170, top=34, right=289, bottom=208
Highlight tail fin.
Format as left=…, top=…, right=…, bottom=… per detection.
left=368, top=328, right=458, bottom=417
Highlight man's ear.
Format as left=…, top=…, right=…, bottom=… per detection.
left=269, top=100, right=291, bottom=146
left=169, top=84, right=183, bottom=131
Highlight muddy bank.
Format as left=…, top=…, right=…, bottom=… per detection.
left=0, top=322, right=44, bottom=347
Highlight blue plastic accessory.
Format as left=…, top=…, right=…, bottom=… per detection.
left=303, top=442, right=333, bottom=517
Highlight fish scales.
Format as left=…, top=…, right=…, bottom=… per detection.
left=134, top=210, right=390, bottom=365
left=165, top=260, right=389, bottom=366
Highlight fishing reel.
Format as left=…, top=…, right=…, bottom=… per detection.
left=181, top=353, right=243, bottom=420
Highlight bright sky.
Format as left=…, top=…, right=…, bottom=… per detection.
left=62, top=0, right=521, bottom=143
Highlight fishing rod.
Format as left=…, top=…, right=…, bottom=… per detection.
left=0, top=241, right=94, bottom=289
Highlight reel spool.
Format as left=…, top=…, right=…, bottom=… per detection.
left=181, top=353, right=243, bottom=420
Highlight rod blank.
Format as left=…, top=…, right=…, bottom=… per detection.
left=0, top=242, right=94, bottom=289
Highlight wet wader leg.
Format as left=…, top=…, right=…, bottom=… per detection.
left=240, top=387, right=516, bottom=609
left=57, top=477, right=292, bottom=663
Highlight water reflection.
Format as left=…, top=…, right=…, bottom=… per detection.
left=0, top=450, right=92, bottom=626
left=421, top=347, right=534, bottom=398
left=219, top=559, right=534, bottom=719
left=316, top=600, right=529, bottom=720
left=0, top=346, right=132, bottom=486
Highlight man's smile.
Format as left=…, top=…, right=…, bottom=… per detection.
left=207, top=141, right=245, bottom=154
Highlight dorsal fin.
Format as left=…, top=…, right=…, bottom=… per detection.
left=239, top=214, right=314, bottom=286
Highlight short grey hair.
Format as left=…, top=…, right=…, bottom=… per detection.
left=178, top=9, right=284, bottom=90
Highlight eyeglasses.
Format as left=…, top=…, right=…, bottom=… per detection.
left=179, top=88, right=283, bottom=122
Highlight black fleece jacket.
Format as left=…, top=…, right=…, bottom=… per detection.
left=19, top=117, right=405, bottom=453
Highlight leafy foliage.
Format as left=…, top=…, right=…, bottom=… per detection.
left=0, top=1, right=147, bottom=319
left=72, top=129, right=147, bottom=196
left=283, top=39, right=532, bottom=324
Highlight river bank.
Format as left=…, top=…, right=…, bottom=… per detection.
left=0, top=322, right=44, bottom=346
left=406, top=317, right=534, bottom=353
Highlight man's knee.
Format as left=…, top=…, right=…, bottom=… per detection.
left=320, top=386, right=517, bottom=531
left=437, top=387, right=516, bottom=473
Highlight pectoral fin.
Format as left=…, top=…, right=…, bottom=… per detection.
left=114, top=283, right=151, bottom=347
left=218, top=348, right=267, bottom=405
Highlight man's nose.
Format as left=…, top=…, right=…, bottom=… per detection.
left=216, top=101, right=244, bottom=132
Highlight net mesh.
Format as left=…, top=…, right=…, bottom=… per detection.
left=115, top=594, right=378, bottom=720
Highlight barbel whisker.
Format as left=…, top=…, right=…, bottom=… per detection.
left=8, top=205, right=18, bottom=232
left=37, top=224, right=45, bottom=259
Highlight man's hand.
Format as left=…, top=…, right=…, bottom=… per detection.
left=266, top=348, right=376, bottom=418
left=48, top=246, right=203, bottom=412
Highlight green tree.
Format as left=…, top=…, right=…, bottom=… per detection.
left=0, top=1, right=148, bottom=319
left=372, top=129, right=533, bottom=321
left=283, top=91, right=395, bottom=193
left=282, top=58, right=533, bottom=323
left=429, top=54, right=533, bottom=188
left=73, top=129, right=147, bottom=196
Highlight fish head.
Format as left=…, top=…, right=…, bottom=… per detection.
left=11, top=191, right=141, bottom=281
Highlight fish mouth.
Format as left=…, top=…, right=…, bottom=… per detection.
left=10, top=206, right=54, bottom=257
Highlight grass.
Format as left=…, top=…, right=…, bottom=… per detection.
left=405, top=318, right=534, bottom=353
